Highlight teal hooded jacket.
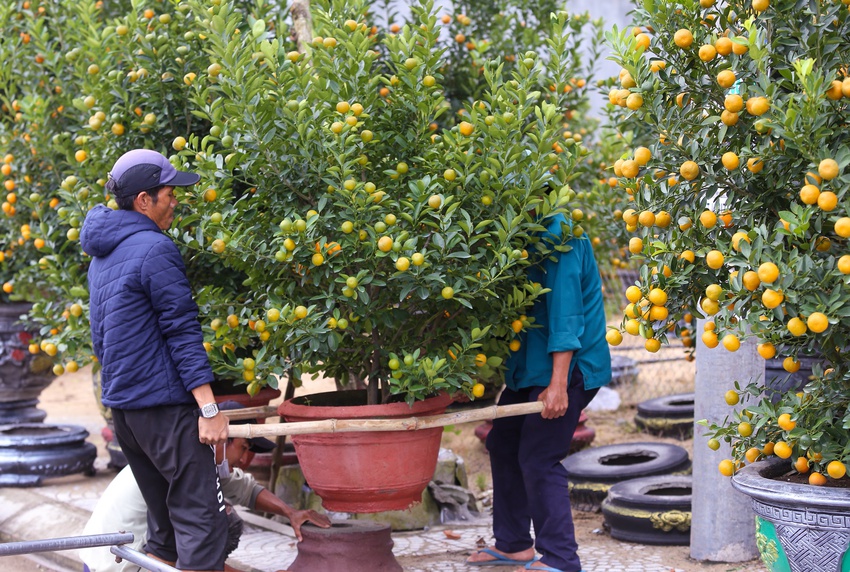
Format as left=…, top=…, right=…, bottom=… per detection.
left=505, top=213, right=612, bottom=391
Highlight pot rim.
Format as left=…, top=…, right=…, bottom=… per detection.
left=279, top=389, right=453, bottom=420
left=731, top=456, right=850, bottom=510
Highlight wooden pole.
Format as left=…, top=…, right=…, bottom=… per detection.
left=228, top=401, right=544, bottom=439
left=223, top=405, right=278, bottom=421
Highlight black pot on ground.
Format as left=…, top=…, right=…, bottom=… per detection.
left=634, top=393, right=694, bottom=439
left=0, top=423, right=97, bottom=486
left=764, top=351, right=823, bottom=401
left=0, top=303, right=54, bottom=424
left=601, top=475, right=692, bottom=545
left=563, top=442, right=691, bottom=511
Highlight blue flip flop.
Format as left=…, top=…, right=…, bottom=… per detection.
left=523, top=563, right=573, bottom=572
left=467, top=547, right=538, bottom=567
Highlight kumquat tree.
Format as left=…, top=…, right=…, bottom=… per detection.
left=174, top=0, right=602, bottom=405
left=0, top=0, right=606, bottom=405
left=604, top=0, right=850, bottom=481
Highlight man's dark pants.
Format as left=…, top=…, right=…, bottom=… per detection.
left=113, top=404, right=228, bottom=570
left=487, top=368, right=599, bottom=572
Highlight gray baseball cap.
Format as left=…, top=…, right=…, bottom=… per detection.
left=108, top=149, right=200, bottom=198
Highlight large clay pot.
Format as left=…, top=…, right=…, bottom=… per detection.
left=287, top=522, right=401, bottom=572
left=0, top=303, right=54, bottom=423
left=279, top=390, right=453, bottom=513
left=732, top=457, right=850, bottom=572
left=212, top=378, right=282, bottom=409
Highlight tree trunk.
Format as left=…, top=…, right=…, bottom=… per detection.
left=290, top=0, right=313, bottom=54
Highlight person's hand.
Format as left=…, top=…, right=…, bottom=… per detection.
left=538, top=385, right=568, bottom=419
left=198, top=413, right=229, bottom=445
left=289, top=509, right=332, bottom=541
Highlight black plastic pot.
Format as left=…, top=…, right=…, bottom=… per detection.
left=0, top=303, right=54, bottom=421
left=601, top=475, right=692, bottom=545
left=764, top=352, right=823, bottom=401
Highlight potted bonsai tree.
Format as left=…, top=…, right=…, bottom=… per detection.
left=604, top=0, right=849, bottom=568
left=171, top=0, right=599, bottom=511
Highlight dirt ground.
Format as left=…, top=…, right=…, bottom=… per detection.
left=441, top=406, right=765, bottom=572
left=26, top=366, right=763, bottom=572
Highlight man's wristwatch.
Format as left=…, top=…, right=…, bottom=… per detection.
left=200, top=402, right=220, bottom=419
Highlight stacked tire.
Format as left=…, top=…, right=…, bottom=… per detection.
left=563, top=442, right=691, bottom=511
left=634, top=393, right=694, bottom=439
left=601, top=475, right=692, bottom=545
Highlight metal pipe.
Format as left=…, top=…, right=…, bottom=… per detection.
left=110, top=545, right=181, bottom=572
left=0, top=533, right=134, bottom=556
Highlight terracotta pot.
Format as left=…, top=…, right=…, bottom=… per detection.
left=278, top=390, right=453, bottom=513
left=0, top=303, right=54, bottom=421
left=287, top=521, right=401, bottom=572
left=212, top=379, right=282, bottom=409
left=474, top=411, right=596, bottom=453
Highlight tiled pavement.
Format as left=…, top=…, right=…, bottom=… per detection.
left=0, top=458, right=707, bottom=572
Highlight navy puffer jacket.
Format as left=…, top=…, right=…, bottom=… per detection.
left=81, top=205, right=213, bottom=409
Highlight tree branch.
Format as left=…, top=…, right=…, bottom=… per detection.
left=290, top=0, right=313, bottom=55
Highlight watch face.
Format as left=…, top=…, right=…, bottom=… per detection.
left=202, top=403, right=219, bottom=418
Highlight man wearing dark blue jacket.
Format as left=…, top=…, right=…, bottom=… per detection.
left=81, top=149, right=230, bottom=572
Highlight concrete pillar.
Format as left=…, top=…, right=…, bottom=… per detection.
left=690, top=319, right=760, bottom=561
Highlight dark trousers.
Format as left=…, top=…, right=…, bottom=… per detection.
left=113, top=404, right=228, bottom=571
left=487, top=369, right=598, bottom=572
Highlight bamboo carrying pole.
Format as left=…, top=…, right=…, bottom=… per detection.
left=227, top=401, right=544, bottom=439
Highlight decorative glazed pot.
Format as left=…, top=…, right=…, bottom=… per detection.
left=279, top=390, right=453, bottom=513
left=732, top=456, right=850, bottom=572
left=0, top=303, right=54, bottom=423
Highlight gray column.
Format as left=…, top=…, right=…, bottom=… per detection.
left=690, top=319, right=759, bottom=561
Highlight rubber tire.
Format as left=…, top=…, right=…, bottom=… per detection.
left=634, top=393, right=694, bottom=439
left=601, top=475, right=692, bottom=545
left=563, top=442, right=691, bottom=510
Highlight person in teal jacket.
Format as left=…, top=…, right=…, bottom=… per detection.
left=468, top=213, right=612, bottom=572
